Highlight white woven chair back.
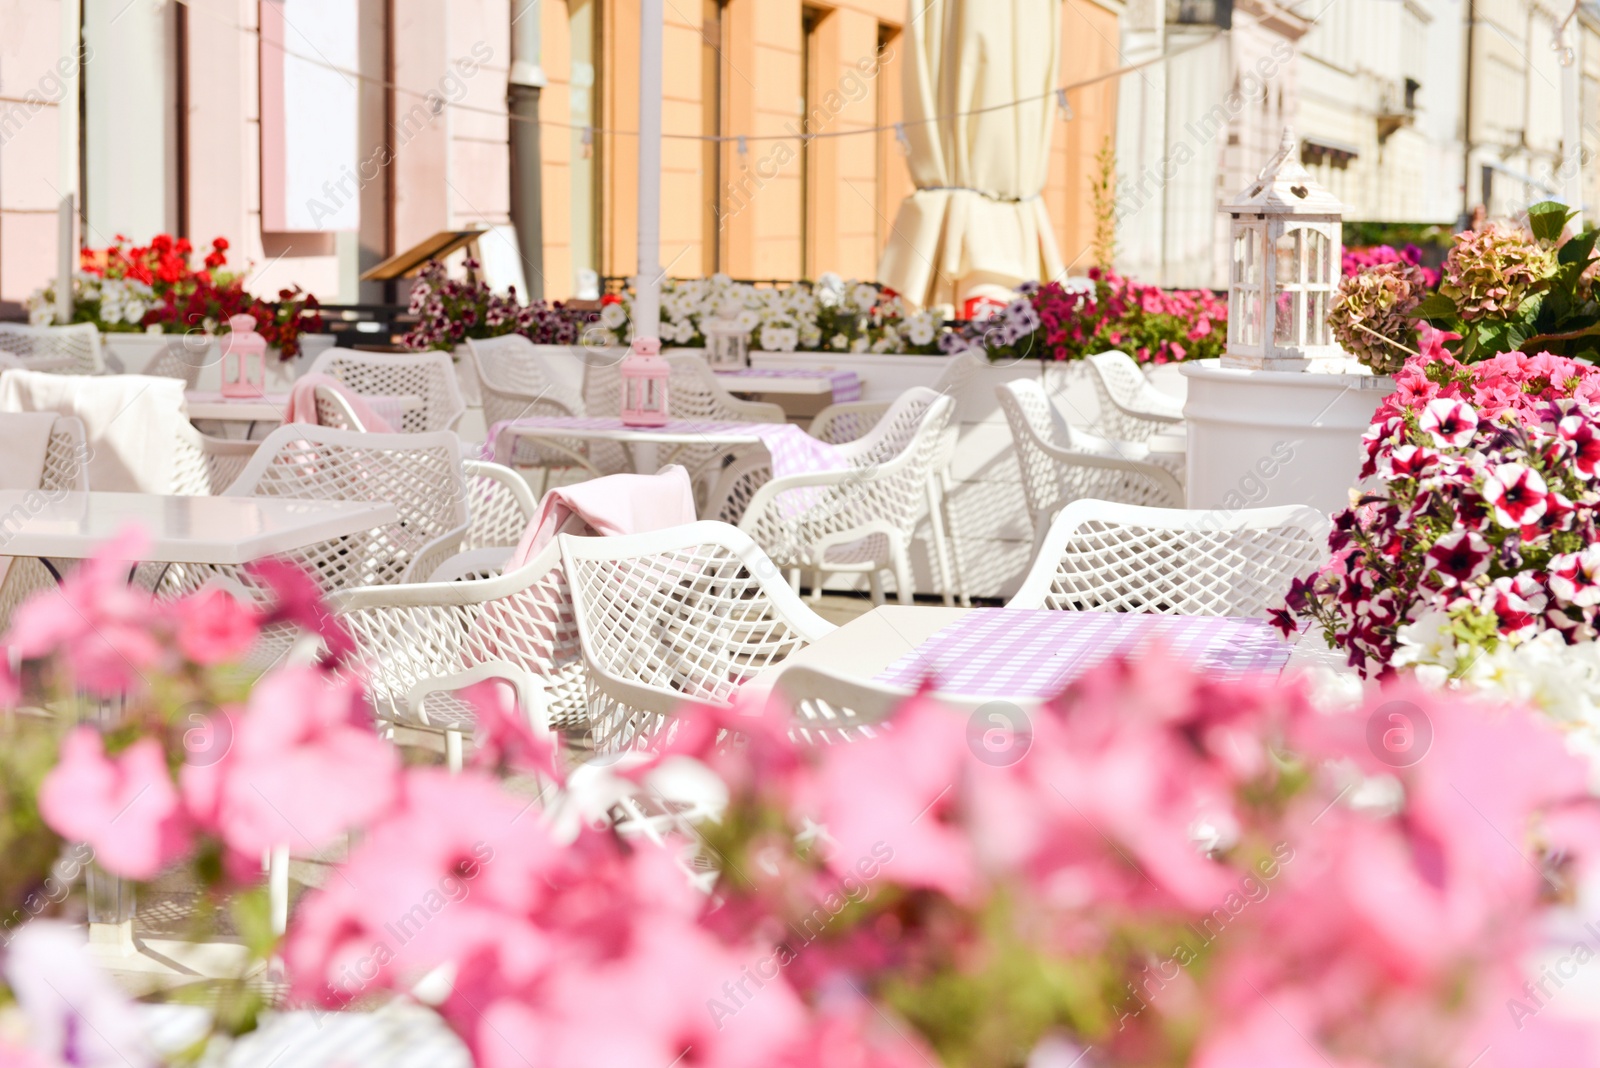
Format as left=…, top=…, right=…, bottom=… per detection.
left=309, top=349, right=465, bottom=433
left=997, top=379, right=1184, bottom=537
left=1009, top=499, right=1329, bottom=616
left=225, top=424, right=471, bottom=588
left=0, top=323, right=103, bottom=375
left=560, top=521, right=834, bottom=749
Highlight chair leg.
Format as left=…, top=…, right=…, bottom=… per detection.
left=445, top=729, right=464, bottom=773
left=868, top=570, right=885, bottom=605
left=941, top=470, right=971, bottom=607
left=787, top=568, right=801, bottom=594
left=890, top=540, right=914, bottom=606
left=808, top=570, right=827, bottom=603
left=925, top=480, right=955, bottom=607
left=268, top=843, right=290, bottom=935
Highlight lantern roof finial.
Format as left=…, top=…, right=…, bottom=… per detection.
left=1222, top=125, right=1344, bottom=216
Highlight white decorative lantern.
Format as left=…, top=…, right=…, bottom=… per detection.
left=702, top=312, right=749, bottom=369
left=1221, top=127, right=1347, bottom=372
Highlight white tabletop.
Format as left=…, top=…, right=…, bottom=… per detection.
left=746, top=605, right=1346, bottom=704
left=713, top=373, right=837, bottom=396
left=0, top=492, right=400, bottom=565
left=185, top=391, right=422, bottom=422
left=497, top=420, right=766, bottom=446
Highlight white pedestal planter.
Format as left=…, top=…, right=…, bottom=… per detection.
left=1180, top=359, right=1395, bottom=517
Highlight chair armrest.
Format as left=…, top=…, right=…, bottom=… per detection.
left=426, top=546, right=514, bottom=582
left=810, top=401, right=891, bottom=445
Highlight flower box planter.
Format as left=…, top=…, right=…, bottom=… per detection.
left=104, top=331, right=334, bottom=392
left=1180, top=359, right=1396, bottom=516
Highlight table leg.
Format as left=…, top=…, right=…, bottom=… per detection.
left=86, top=693, right=136, bottom=955
left=632, top=441, right=661, bottom=474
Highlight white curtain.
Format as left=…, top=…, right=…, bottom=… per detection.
left=878, top=0, right=1065, bottom=310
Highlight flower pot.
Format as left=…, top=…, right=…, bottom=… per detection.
left=1180, top=359, right=1396, bottom=515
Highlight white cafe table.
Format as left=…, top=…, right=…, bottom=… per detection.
left=492, top=415, right=768, bottom=474
left=185, top=390, right=423, bottom=438
left=0, top=492, right=400, bottom=568
left=743, top=606, right=1347, bottom=707
left=713, top=372, right=838, bottom=396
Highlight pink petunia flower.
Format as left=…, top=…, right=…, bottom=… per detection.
left=8, top=525, right=163, bottom=696
left=1558, top=414, right=1600, bottom=478
left=1548, top=547, right=1600, bottom=607
left=1418, top=398, right=1479, bottom=448
left=180, top=666, right=398, bottom=859
left=1423, top=530, right=1491, bottom=586
left=173, top=587, right=260, bottom=665
left=1481, top=462, right=1550, bottom=528
left=39, top=730, right=192, bottom=880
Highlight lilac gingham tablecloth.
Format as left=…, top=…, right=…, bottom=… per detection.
left=874, top=609, right=1294, bottom=698
left=482, top=415, right=846, bottom=479
left=716, top=368, right=863, bottom=403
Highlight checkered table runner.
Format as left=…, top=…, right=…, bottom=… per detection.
left=873, top=609, right=1294, bottom=698
left=717, top=367, right=863, bottom=402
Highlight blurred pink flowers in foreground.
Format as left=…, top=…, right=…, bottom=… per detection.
left=6, top=528, right=1600, bottom=1067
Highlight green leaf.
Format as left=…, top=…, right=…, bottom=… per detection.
left=1410, top=293, right=1457, bottom=320
left=1559, top=227, right=1599, bottom=266
left=229, top=887, right=279, bottom=961
left=1528, top=200, right=1574, bottom=243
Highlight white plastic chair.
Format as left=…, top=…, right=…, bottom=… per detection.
left=723, top=389, right=955, bottom=605
left=467, top=336, right=612, bottom=485
left=0, top=323, right=103, bottom=375
left=1086, top=350, right=1185, bottom=442
left=460, top=459, right=538, bottom=552
left=309, top=349, right=466, bottom=433
left=151, top=426, right=472, bottom=608
left=334, top=538, right=591, bottom=740
left=1008, top=499, right=1330, bottom=616
left=311, top=384, right=365, bottom=431
left=661, top=354, right=786, bottom=501
left=768, top=664, right=904, bottom=745
left=560, top=521, right=836, bottom=750
left=142, top=340, right=204, bottom=388
left=997, top=378, right=1185, bottom=548
left=806, top=354, right=980, bottom=604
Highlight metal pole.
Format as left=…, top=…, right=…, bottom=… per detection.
left=509, top=0, right=547, bottom=300
left=635, top=0, right=663, bottom=339
left=1560, top=28, right=1583, bottom=227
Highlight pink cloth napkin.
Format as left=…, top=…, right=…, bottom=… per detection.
left=509, top=464, right=697, bottom=568
left=283, top=373, right=396, bottom=432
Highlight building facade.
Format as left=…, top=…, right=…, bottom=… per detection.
left=0, top=0, right=1124, bottom=313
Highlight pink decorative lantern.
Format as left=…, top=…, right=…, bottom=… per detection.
left=619, top=337, right=670, bottom=426
left=219, top=313, right=267, bottom=398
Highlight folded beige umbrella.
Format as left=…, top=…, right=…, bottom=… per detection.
left=877, top=0, right=1066, bottom=310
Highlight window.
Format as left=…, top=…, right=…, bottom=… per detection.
left=259, top=0, right=359, bottom=234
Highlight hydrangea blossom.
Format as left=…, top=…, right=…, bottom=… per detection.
left=1327, top=259, right=1428, bottom=373
left=1440, top=223, right=1556, bottom=322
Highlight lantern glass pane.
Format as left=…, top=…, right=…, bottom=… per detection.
left=1231, top=231, right=1248, bottom=283
left=1305, top=290, right=1328, bottom=345
left=1275, top=229, right=1302, bottom=286
left=1308, top=230, right=1329, bottom=284
left=1274, top=292, right=1296, bottom=345
left=1243, top=291, right=1261, bottom=345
